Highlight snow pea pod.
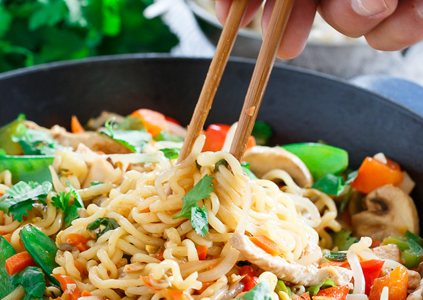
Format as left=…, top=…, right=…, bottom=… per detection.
left=0, top=155, right=54, bottom=184
left=281, top=143, right=348, bottom=181
left=0, top=114, right=25, bottom=155
left=19, top=224, right=59, bottom=285
left=0, top=236, right=18, bottom=298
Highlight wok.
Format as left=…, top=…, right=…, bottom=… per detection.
left=0, top=54, right=422, bottom=229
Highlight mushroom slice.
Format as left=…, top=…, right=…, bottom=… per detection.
left=351, top=185, right=419, bottom=241
left=243, top=146, right=313, bottom=188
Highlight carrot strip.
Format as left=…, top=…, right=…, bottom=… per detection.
left=71, top=115, right=85, bottom=133
left=250, top=235, right=280, bottom=256
left=197, top=245, right=208, bottom=260
left=2, top=233, right=12, bottom=243
left=131, top=109, right=168, bottom=137
left=65, top=233, right=89, bottom=252
left=81, top=290, right=92, bottom=296
left=52, top=274, right=82, bottom=300
left=5, top=251, right=36, bottom=276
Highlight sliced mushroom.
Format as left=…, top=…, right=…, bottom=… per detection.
left=243, top=146, right=313, bottom=188
left=351, top=185, right=419, bottom=241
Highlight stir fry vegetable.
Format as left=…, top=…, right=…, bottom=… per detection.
left=0, top=236, right=17, bottom=298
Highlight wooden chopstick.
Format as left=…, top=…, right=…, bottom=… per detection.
left=177, top=0, right=249, bottom=163
left=230, top=0, right=295, bottom=161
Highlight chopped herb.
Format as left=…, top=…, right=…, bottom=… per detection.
left=191, top=205, right=208, bottom=236
left=173, top=175, right=214, bottom=237
left=236, top=260, right=252, bottom=267
left=242, top=281, right=272, bottom=300
left=87, top=217, right=120, bottom=238
left=307, top=279, right=336, bottom=296
left=12, top=125, right=61, bottom=156
left=155, top=130, right=184, bottom=142
left=214, top=159, right=228, bottom=172
left=51, top=191, right=80, bottom=227
left=340, top=187, right=353, bottom=213
left=117, top=115, right=145, bottom=131
left=0, top=181, right=52, bottom=221
left=330, top=230, right=358, bottom=251
left=159, top=148, right=180, bottom=159
left=251, top=122, right=273, bottom=146
left=11, top=267, right=46, bottom=300
left=313, top=174, right=346, bottom=196
left=101, top=119, right=151, bottom=153
left=66, top=181, right=84, bottom=208
left=323, top=252, right=347, bottom=262
left=91, top=181, right=104, bottom=186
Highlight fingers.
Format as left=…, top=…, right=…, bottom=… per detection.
left=262, top=0, right=319, bottom=59
left=365, top=0, right=423, bottom=50
left=215, top=0, right=264, bottom=28
left=318, top=0, right=398, bottom=38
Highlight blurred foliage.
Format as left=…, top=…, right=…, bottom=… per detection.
left=0, top=0, right=179, bottom=72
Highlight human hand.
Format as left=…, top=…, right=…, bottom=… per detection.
left=215, top=0, right=423, bottom=59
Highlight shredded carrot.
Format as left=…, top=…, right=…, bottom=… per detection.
left=194, top=281, right=214, bottom=295
left=131, top=109, right=168, bottom=137
left=250, top=235, right=280, bottom=256
left=53, top=274, right=82, bottom=300
left=142, top=276, right=160, bottom=291
left=320, top=260, right=350, bottom=268
left=246, top=136, right=256, bottom=150
left=197, top=245, right=208, bottom=260
left=74, top=260, right=86, bottom=277
left=298, top=292, right=311, bottom=300
left=167, top=289, right=192, bottom=300
left=81, top=290, right=92, bottom=297
left=65, top=233, right=89, bottom=252
left=71, top=115, right=85, bottom=133
left=152, top=248, right=165, bottom=261
left=5, top=251, right=36, bottom=276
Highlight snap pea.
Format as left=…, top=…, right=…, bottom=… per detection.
left=0, top=155, right=54, bottom=184
left=0, top=114, right=25, bottom=155
left=275, top=280, right=292, bottom=299
left=19, top=224, right=59, bottom=286
left=0, top=236, right=18, bottom=298
left=281, top=143, right=348, bottom=181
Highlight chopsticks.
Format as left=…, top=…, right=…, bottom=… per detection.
left=177, top=0, right=249, bottom=163
left=230, top=0, right=295, bottom=161
left=178, top=0, right=295, bottom=163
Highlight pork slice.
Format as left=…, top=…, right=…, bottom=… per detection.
left=408, top=279, right=423, bottom=300
left=229, top=232, right=352, bottom=286
left=371, top=244, right=402, bottom=262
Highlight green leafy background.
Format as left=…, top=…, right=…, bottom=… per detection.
left=0, top=0, right=179, bottom=72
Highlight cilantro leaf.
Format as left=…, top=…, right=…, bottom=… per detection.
left=330, top=230, right=358, bottom=251
left=191, top=205, right=208, bottom=236
left=12, top=126, right=61, bottom=156
left=51, top=190, right=79, bottom=227
left=0, top=181, right=52, bottom=221
left=307, top=279, right=336, bottom=296
left=11, top=267, right=46, bottom=300
left=91, top=181, right=104, bottom=186
left=87, top=217, right=120, bottom=238
left=155, top=130, right=184, bottom=142
left=173, top=175, right=214, bottom=219
left=101, top=119, right=151, bottom=153
left=242, top=281, right=272, bottom=300
left=159, top=148, right=180, bottom=160
left=66, top=181, right=84, bottom=208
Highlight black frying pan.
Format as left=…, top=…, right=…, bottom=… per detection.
left=0, top=54, right=422, bottom=227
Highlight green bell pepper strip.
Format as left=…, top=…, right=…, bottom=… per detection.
left=383, top=236, right=423, bottom=268
left=0, top=155, right=54, bottom=184
left=405, top=230, right=423, bottom=248
left=19, top=224, right=59, bottom=286
left=281, top=143, right=348, bottom=181
left=307, top=279, right=336, bottom=296
left=323, top=251, right=347, bottom=262
left=0, top=236, right=18, bottom=298
left=0, top=114, right=26, bottom=155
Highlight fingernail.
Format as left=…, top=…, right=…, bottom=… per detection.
left=417, top=0, right=423, bottom=19
left=351, top=0, right=388, bottom=17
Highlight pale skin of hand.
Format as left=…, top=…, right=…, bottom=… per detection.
left=215, top=0, right=423, bottom=59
